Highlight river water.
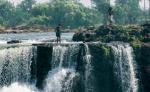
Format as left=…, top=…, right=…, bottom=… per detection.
left=0, top=32, right=74, bottom=44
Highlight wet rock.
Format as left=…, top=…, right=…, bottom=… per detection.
left=73, top=31, right=96, bottom=42
left=35, top=46, right=52, bottom=89
left=7, top=40, right=21, bottom=44
left=141, top=22, right=150, bottom=42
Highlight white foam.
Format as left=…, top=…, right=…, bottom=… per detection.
left=0, top=40, right=7, bottom=44
left=45, top=68, right=76, bottom=92
left=0, top=83, right=37, bottom=92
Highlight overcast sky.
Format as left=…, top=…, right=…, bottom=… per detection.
left=9, top=0, right=150, bottom=9
left=10, top=0, right=92, bottom=6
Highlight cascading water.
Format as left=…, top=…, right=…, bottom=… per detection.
left=44, top=45, right=79, bottom=92
left=0, top=46, right=37, bottom=92
left=0, top=46, right=36, bottom=86
left=111, top=43, right=138, bottom=92
left=51, top=45, right=68, bottom=69
left=84, top=44, right=93, bottom=92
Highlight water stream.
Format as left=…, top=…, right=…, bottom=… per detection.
left=111, top=44, right=138, bottom=92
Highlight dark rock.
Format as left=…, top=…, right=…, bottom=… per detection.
left=88, top=44, right=116, bottom=92
left=7, top=40, right=21, bottom=44
left=140, top=42, right=150, bottom=92
left=35, top=46, right=53, bottom=89
left=72, top=32, right=84, bottom=41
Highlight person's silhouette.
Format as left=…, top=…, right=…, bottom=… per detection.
left=55, top=24, right=61, bottom=43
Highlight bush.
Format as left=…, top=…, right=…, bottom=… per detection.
left=28, top=16, right=51, bottom=26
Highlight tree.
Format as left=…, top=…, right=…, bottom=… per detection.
left=10, top=8, right=30, bottom=27
left=31, top=0, right=101, bottom=28
left=0, top=0, right=15, bottom=26
left=92, top=0, right=110, bottom=24
left=114, top=0, right=140, bottom=24
left=0, top=0, right=101, bottom=28
left=19, top=0, right=35, bottom=12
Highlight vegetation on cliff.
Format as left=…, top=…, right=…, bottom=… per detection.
left=73, top=22, right=150, bottom=48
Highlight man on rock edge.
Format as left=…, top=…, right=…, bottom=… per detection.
left=55, top=24, right=61, bottom=43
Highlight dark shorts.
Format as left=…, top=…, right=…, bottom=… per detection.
left=56, top=32, right=61, bottom=37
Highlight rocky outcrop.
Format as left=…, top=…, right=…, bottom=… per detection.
left=72, top=31, right=96, bottom=42
left=7, top=40, right=21, bottom=44
left=73, top=25, right=143, bottom=43
left=141, top=22, right=150, bottom=42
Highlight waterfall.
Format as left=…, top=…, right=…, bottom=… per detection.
left=51, top=45, right=68, bottom=69
left=0, top=46, right=36, bottom=86
left=84, top=44, right=93, bottom=92
left=0, top=42, right=141, bottom=92
left=111, top=43, right=138, bottom=92
left=44, top=45, right=79, bottom=92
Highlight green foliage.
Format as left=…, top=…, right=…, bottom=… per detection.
left=92, top=0, right=145, bottom=25
left=101, top=45, right=109, bottom=56
left=114, top=0, right=141, bottom=24
left=30, top=0, right=101, bottom=28
left=11, top=8, right=30, bottom=26
left=95, top=25, right=143, bottom=43
left=92, top=0, right=110, bottom=24
left=0, top=17, right=5, bottom=26
left=19, top=0, right=35, bottom=12
left=0, top=0, right=101, bottom=28
left=0, top=0, right=15, bottom=26
left=31, top=3, right=49, bottom=16
left=1, top=0, right=148, bottom=28
left=28, top=16, right=51, bottom=26
left=130, top=39, right=141, bottom=50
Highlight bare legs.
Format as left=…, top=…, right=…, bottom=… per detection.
left=57, top=37, right=61, bottom=43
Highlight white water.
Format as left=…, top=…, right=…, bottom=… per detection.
left=111, top=44, right=138, bottom=92
left=0, top=44, right=80, bottom=92
left=45, top=45, right=79, bottom=92
left=84, top=44, right=93, bottom=92
left=45, top=44, right=94, bottom=92
left=0, top=45, right=78, bottom=92
left=0, top=46, right=37, bottom=92
left=0, top=83, right=36, bottom=92
left=45, top=68, right=76, bottom=92
left=0, top=46, right=36, bottom=85
left=51, top=45, right=68, bottom=69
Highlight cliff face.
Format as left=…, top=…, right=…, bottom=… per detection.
left=140, top=43, right=150, bottom=92
left=72, top=23, right=150, bottom=92
left=88, top=44, right=115, bottom=92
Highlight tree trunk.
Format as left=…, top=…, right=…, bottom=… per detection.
left=144, top=0, right=146, bottom=18
left=149, top=0, right=150, bottom=18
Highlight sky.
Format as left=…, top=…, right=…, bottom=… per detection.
left=139, top=0, right=150, bottom=10
left=9, top=0, right=114, bottom=7
left=9, top=0, right=150, bottom=9
left=10, top=0, right=92, bottom=6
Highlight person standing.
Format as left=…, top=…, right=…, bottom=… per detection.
left=108, top=6, right=113, bottom=25
left=55, top=24, right=61, bottom=43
